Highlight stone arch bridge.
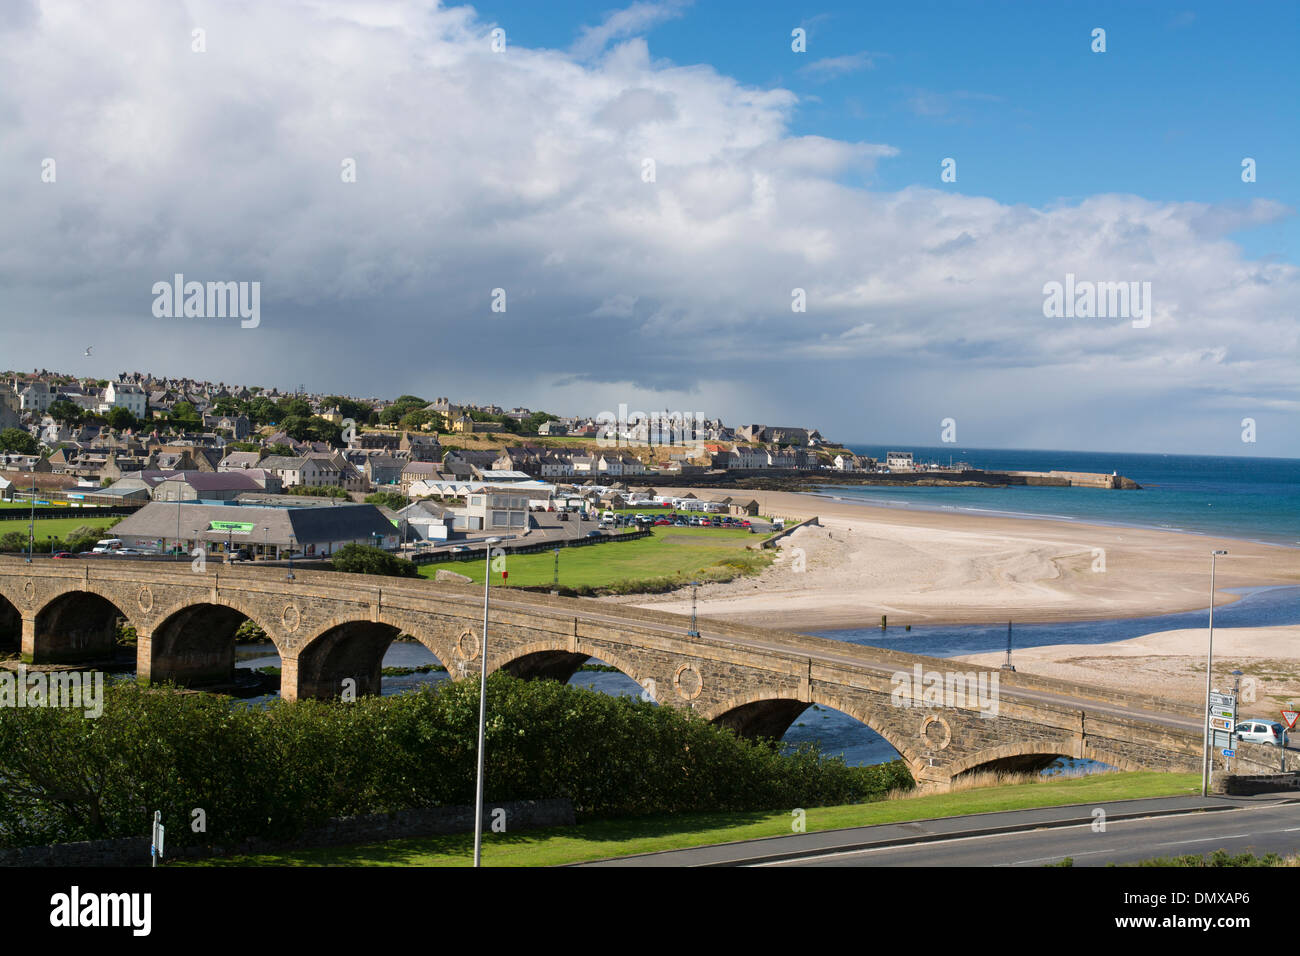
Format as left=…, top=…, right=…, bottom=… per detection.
left=0, top=557, right=1205, bottom=790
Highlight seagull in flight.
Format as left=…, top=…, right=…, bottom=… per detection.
left=84, top=346, right=93, bottom=356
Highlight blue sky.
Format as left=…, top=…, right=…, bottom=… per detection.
left=483, top=0, right=1299, bottom=261
left=1, top=0, right=1297, bottom=456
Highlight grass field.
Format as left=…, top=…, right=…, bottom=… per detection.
left=0, top=515, right=120, bottom=540
left=186, top=771, right=1202, bottom=867
left=417, top=525, right=769, bottom=589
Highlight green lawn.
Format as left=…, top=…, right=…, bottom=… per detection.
left=185, top=771, right=1202, bottom=867
left=418, top=525, right=769, bottom=590
left=0, top=515, right=120, bottom=541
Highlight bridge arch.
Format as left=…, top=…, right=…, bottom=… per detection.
left=145, top=600, right=280, bottom=689
left=491, top=639, right=648, bottom=693
left=948, top=740, right=1143, bottom=778
left=0, top=590, right=19, bottom=654
left=31, top=587, right=137, bottom=665
left=292, top=618, right=401, bottom=700
left=702, top=690, right=927, bottom=775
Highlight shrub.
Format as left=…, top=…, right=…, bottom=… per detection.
left=0, top=675, right=913, bottom=849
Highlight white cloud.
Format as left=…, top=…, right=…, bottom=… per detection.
left=0, top=0, right=1295, bottom=455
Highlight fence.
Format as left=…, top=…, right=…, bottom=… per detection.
left=0, top=505, right=135, bottom=522
left=410, top=528, right=653, bottom=565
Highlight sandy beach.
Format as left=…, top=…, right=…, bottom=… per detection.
left=625, top=488, right=1300, bottom=631
left=956, top=626, right=1300, bottom=719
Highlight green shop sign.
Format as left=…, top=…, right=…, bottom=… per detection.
left=208, top=521, right=256, bottom=533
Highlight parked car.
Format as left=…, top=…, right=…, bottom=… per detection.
left=654, top=518, right=670, bottom=526
left=450, top=545, right=471, bottom=553
left=586, top=530, right=602, bottom=539
left=91, top=538, right=124, bottom=553
left=1236, top=720, right=1289, bottom=747
left=51, top=551, right=78, bottom=559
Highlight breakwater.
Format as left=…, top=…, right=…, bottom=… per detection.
left=659, top=468, right=1140, bottom=491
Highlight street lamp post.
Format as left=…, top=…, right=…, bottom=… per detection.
left=473, top=536, right=503, bottom=868
left=1202, top=549, right=1229, bottom=796
left=26, top=475, right=35, bottom=563
left=687, top=580, right=701, bottom=638
left=287, top=533, right=296, bottom=581
left=551, top=548, right=560, bottom=594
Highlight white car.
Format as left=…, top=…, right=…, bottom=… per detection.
left=1235, top=720, right=1289, bottom=748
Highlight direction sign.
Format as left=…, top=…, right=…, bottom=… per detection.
left=1282, top=710, right=1299, bottom=730
left=1210, top=707, right=1234, bottom=721
left=1222, top=749, right=1236, bottom=757
left=1209, top=692, right=1236, bottom=709
left=1209, top=716, right=1233, bottom=733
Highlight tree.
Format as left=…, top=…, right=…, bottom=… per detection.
left=280, top=415, right=343, bottom=447
left=0, top=428, right=38, bottom=455
left=47, top=400, right=82, bottom=426
left=211, top=396, right=245, bottom=417
left=275, top=397, right=312, bottom=421
left=105, top=407, right=137, bottom=431
left=323, top=396, right=374, bottom=423
left=329, top=543, right=417, bottom=578
left=398, top=409, right=441, bottom=432
left=365, top=491, right=409, bottom=510
left=379, top=395, right=428, bottom=426
left=170, top=402, right=201, bottom=426
left=246, top=397, right=278, bottom=426
left=285, top=484, right=348, bottom=499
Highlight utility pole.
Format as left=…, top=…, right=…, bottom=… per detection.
left=26, top=474, right=35, bottom=563
left=687, top=580, right=701, bottom=638
left=1202, top=549, right=1228, bottom=796
left=473, top=536, right=502, bottom=867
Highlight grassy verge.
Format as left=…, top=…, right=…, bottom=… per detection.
left=417, top=526, right=772, bottom=592
left=0, top=516, right=120, bottom=538
left=184, top=771, right=1200, bottom=867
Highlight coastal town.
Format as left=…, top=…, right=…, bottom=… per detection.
left=0, top=367, right=976, bottom=560
left=0, top=368, right=1147, bottom=564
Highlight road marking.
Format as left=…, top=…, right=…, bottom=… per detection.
left=1151, top=834, right=1250, bottom=848
left=750, top=805, right=1284, bottom=867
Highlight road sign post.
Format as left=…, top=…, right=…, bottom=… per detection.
left=150, top=810, right=165, bottom=867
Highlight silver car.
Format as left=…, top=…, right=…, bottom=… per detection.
left=1236, top=720, right=1289, bottom=748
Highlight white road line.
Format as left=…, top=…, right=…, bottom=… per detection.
left=750, top=804, right=1283, bottom=867
left=1150, top=834, right=1250, bottom=848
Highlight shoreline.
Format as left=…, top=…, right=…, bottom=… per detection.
left=802, top=488, right=1300, bottom=552
left=625, top=487, right=1300, bottom=631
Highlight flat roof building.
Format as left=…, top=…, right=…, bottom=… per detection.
left=109, top=500, right=398, bottom=558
